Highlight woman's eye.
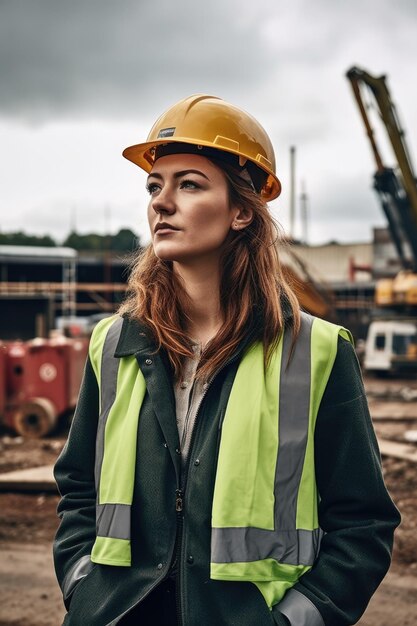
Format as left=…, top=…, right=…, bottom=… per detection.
left=146, top=183, right=160, bottom=195
left=180, top=179, right=199, bottom=190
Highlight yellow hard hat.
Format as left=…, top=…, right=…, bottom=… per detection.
left=122, top=94, right=281, bottom=200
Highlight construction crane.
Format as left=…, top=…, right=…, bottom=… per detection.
left=346, top=66, right=417, bottom=306
left=346, top=66, right=417, bottom=373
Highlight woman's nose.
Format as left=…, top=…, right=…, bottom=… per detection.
left=151, top=186, right=176, bottom=215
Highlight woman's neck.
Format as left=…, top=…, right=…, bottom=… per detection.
left=174, top=259, right=223, bottom=346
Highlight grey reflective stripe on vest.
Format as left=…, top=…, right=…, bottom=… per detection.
left=212, top=313, right=322, bottom=566
left=276, top=588, right=325, bottom=626
left=276, top=312, right=312, bottom=531
left=211, top=527, right=322, bottom=565
left=96, top=502, right=131, bottom=540
left=62, top=554, right=94, bottom=601
left=94, top=316, right=124, bottom=537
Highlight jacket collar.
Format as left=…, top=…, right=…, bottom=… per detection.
left=114, top=316, right=156, bottom=357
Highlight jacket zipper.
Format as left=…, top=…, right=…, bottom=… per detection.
left=174, top=498, right=184, bottom=624
left=175, top=353, right=240, bottom=626
left=175, top=384, right=211, bottom=626
left=175, top=488, right=184, bottom=512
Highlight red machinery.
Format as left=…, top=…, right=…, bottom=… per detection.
left=2, top=336, right=89, bottom=438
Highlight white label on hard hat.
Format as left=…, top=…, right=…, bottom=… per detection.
left=39, top=363, right=57, bottom=382
left=158, top=127, right=176, bottom=138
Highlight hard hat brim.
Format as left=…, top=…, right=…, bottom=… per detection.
left=122, top=138, right=281, bottom=201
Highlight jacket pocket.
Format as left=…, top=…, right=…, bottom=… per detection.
left=65, top=560, right=97, bottom=610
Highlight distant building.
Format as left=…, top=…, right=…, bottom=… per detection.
left=0, top=245, right=132, bottom=340
left=292, top=227, right=408, bottom=283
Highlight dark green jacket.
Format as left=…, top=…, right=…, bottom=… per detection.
left=53, top=316, right=400, bottom=626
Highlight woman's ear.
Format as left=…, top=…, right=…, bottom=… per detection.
left=231, top=205, right=254, bottom=231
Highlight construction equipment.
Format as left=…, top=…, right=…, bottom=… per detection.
left=364, top=319, right=417, bottom=375
left=347, top=67, right=417, bottom=375
left=346, top=66, right=417, bottom=307
left=2, top=336, right=88, bottom=438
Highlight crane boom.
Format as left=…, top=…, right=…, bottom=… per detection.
left=346, top=66, right=417, bottom=270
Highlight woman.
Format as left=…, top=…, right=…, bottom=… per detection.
left=53, top=95, right=400, bottom=626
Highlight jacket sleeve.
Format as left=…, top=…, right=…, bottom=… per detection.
left=53, top=356, right=99, bottom=608
left=273, top=337, right=401, bottom=626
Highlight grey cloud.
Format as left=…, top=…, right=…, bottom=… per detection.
left=2, top=0, right=416, bottom=132
left=0, top=0, right=276, bottom=122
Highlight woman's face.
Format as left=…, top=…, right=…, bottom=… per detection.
left=147, top=153, right=237, bottom=265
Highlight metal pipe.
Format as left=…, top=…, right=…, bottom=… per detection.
left=290, top=146, right=296, bottom=239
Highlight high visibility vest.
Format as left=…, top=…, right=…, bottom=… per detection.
left=88, top=312, right=352, bottom=608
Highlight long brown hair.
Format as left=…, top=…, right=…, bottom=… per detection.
left=119, top=160, right=300, bottom=380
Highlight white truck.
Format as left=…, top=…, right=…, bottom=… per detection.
left=364, top=319, right=417, bottom=375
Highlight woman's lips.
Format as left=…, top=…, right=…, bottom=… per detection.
left=154, top=227, right=179, bottom=235
left=154, top=222, right=180, bottom=235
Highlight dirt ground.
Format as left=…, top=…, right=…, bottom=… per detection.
left=0, top=376, right=416, bottom=625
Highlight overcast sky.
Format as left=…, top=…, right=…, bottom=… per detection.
left=1, top=0, right=417, bottom=246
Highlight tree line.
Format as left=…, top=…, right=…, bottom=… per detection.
left=0, top=229, right=140, bottom=252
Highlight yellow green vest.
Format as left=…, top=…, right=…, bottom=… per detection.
left=88, top=312, right=352, bottom=608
